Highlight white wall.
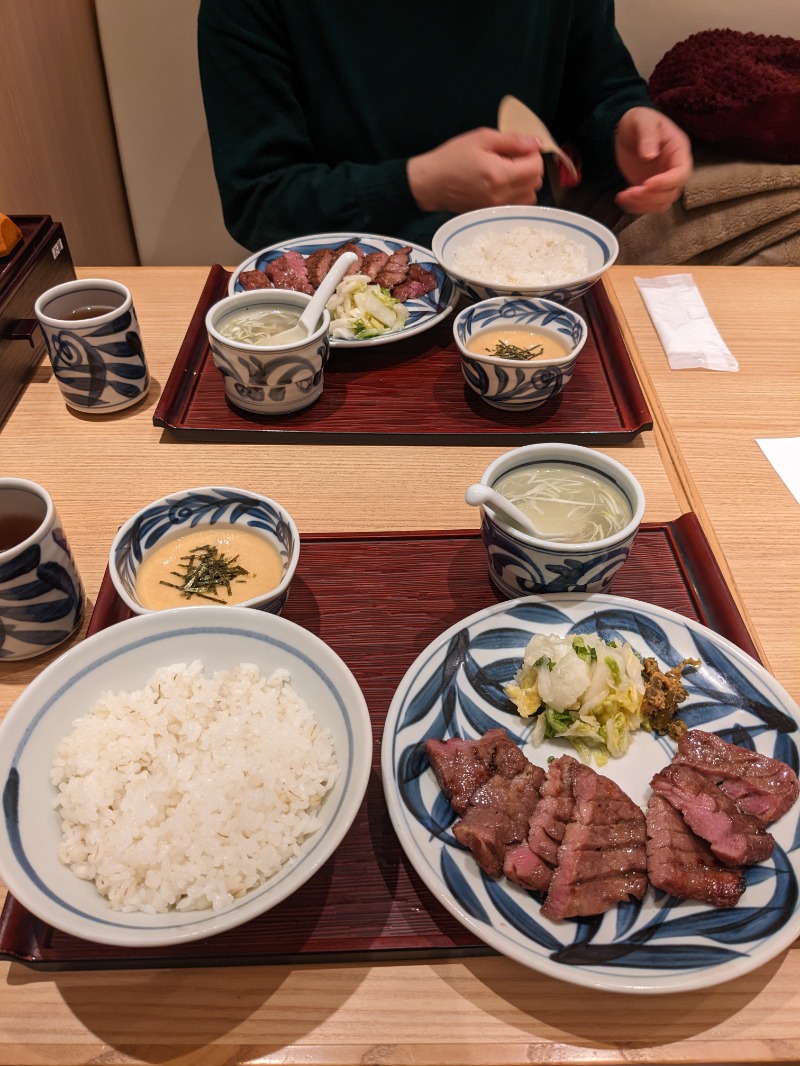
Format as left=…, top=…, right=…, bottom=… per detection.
left=95, top=0, right=800, bottom=266
left=95, top=0, right=248, bottom=267
left=616, top=0, right=800, bottom=77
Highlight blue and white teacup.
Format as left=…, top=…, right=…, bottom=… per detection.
left=0, top=479, right=84, bottom=660
left=206, top=290, right=330, bottom=416
left=476, top=443, right=645, bottom=598
left=34, top=278, right=150, bottom=414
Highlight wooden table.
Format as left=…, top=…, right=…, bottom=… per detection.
left=0, top=265, right=798, bottom=1065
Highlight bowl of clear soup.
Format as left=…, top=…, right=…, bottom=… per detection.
left=472, top=443, right=645, bottom=598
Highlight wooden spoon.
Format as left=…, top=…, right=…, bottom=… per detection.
left=497, top=95, right=578, bottom=183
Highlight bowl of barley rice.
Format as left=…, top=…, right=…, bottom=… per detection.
left=0, top=606, right=371, bottom=947
left=432, top=205, right=618, bottom=304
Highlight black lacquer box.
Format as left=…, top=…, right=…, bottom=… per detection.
left=0, top=215, right=75, bottom=427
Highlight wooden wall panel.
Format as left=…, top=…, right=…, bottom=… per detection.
left=0, top=0, right=138, bottom=265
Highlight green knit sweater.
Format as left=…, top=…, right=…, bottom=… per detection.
left=198, top=0, right=651, bottom=250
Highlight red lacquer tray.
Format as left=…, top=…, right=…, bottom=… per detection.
left=0, top=516, right=760, bottom=970
left=153, top=267, right=651, bottom=443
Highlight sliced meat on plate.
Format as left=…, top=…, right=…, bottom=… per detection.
left=650, top=762, right=775, bottom=867
left=674, top=729, right=800, bottom=826
left=540, top=762, right=648, bottom=920
left=238, top=269, right=272, bottom=290
left=646, top=794, right=745, bottom=907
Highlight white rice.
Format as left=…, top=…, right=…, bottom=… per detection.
left=50, top=661, right=339, bottom=914
left=452, top=225, right=589, bottom=286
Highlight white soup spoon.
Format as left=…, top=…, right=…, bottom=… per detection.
left=267, top=250, right=358, bottom=345
left=464, top=483, right=539, bottom=537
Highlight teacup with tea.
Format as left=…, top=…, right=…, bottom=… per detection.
left=0, top=479, right=84, bottom=660
left=34, top=278, right=150, bottom=414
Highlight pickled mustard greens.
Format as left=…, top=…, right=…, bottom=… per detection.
left=493, top=461, right=631, bottom=543
left=505, top=633, right=646, bottom=764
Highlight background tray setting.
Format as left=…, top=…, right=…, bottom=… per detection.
left=154, top=267, right=651, bottom=443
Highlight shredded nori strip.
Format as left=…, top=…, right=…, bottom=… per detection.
left=160, top=544, right=250, bottom=604
left=489, top=339, right=546, bottom=361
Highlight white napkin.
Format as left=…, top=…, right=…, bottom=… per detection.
left=757, top=438, right=800, bottom=506
left=634, top=273, right=739, bottom=372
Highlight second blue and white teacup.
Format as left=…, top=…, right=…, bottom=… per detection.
left=0, top=478, right=84, bottom=660
left=34, top=278, right=150, bottom=414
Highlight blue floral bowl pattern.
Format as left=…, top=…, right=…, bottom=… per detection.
left=39, top=307, right=150, bottom=414
left=207, top=289, right=331, bottom=416
left=109, top=486, right=299, bottom=615
left=481, top=511, right=636, bottom=596
left=432, top=205, right=618, bottom=304
left=381, top=593, right=800, bottom=994
left=0, top=522, right=84, bottom=661
left=228, top=232, right=458, bottom=349
left=453, top=297, right=587, bottom=410
left=209, top=334, right=330, bottom=415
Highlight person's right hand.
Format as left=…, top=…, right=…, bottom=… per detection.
left=407, top=128, right=544, bottom=214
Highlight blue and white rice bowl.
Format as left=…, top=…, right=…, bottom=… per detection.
left=453, top=296, right=587, bottom=410
left=478, top=443, right=645, bottom=598
left=0, top=606, right=371, bottom=947
left=432, top=205, right=618, bottom=304
left=206, top=289, right=330, bottom=416
left=109, top=485, right=299, bottom=616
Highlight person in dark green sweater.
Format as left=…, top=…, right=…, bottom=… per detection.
left=197, top=0, right=691, bottom=251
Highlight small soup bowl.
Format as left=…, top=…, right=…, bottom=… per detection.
left=109, top=486, right=299, bottom=615
left=475, top=443, right=645, bottom=598
left=206, top=290, right=330, bottom=415
left=452, top=296, right=587, bottom=410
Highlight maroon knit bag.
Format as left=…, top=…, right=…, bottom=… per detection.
left=649, top=29, right=800, bottom=164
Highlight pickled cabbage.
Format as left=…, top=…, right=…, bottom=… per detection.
left=327, top=274, right=409, bottom=339
left=505, top=633, right=646, bottom=764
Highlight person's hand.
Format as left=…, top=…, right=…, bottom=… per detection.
left=407, top=128, right=545, bottom=214
left=614, top=107, right=692, bottom=214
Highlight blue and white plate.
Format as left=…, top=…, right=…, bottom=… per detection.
left=229, top=233, right=458, bottom=349
left=381, top=593, right=800, bottom=994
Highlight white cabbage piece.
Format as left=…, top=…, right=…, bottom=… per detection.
left=506, top=631, right=646, bottom=763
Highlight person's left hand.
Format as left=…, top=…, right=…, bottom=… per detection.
left=614, top=107, right=692, bottom=214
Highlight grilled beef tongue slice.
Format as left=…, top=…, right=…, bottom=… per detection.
left=392, top=263, right=437, bottom=301
left=646, top=794, right=745, bottom=907
left=452, top=762, right=545, bottom=877
left=425, top=729, right=531, bottom=816
left=674, top=729, right=800, bottom=826
left=238, top=269, right=272, bottom=290
left=376, top=245, right=411, bottom=288
left=305, top=248, right=335, bottom=288
left=540, top=760, right=648, bottom=920
left=265, top=251, right=314, bottom=294
left=650, top=762, right=775, bottom=867
left=503, top=753, right=580, bottom=892
left=361, top=251, right=389, bottom=281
